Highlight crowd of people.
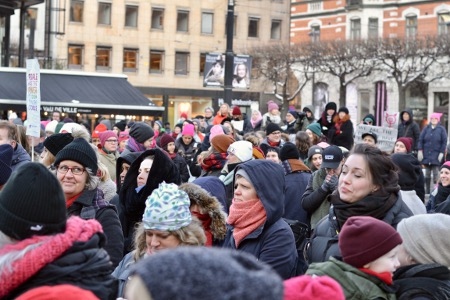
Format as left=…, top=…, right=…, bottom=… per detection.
left=1, top=101, right=450, bottom=299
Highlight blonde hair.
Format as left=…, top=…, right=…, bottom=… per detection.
left=132, top=218, right=206, bottom=262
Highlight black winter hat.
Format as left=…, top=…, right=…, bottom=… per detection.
left=280, top=142, right=300, bottom=161
left=43, top=133, right=74, bottom=156
left=113, top=120, right=127, bottom=132
left=338, top=107, right=349, bottom=114
left=129, top=122, right=155, bottom=144
left=391, top=153, right=420, bottom=190
left=325, top=102, right=337, bottom=111
left=0, top=163, right=66, bottom=240
left=55, top=138, right=98, bottom=174
left=266, top=123, right=282, bottom=135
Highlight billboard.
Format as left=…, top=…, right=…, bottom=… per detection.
left=203, top=54, right=252, bottom=89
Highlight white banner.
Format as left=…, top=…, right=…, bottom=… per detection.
left=354, top=124, right=398, bottom=152
left=26, top=59, right=41, bottom=137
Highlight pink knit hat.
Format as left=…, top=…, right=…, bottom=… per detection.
left=267, top=100, right=279, bottom=112
left=430, top=112, right=443, bottom=121
left=182, top=124, right=195, bottom=137
left=284, top=275, right=345, bottom=300
left=99, top=130, right=118, bottom=147
left=209, top=125, right=224, bottom=141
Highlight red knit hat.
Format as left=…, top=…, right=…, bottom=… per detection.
left=99, top=130, right=117, bottom=147
left=283, top=275, right=345, bottom=300
left=92, top=123, right=107, bottom=138
left=396, top=137, right=412, bottom=153
left=232, top=106, right=242, bottom=116
left=16, top=284, right=99, bottom=300
left=339, top=216, right=402, bottom=268
left=160, top=134, right=175, bottom=150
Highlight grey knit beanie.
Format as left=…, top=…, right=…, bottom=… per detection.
left=129, top=122, right=154, bottom=144
left=397, top=213, right=450, bottom=267
left=130, top=247, right=283, bottom=300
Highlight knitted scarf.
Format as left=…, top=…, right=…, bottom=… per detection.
left=192, top=211, right=213, bottom=246
left=127, top=136, right=146, bottom=152
left=331, top=190, right=398, bottom=231
left=435, top=183, right=450, bottom=207
left=227, top=199, right=267, bottom=247
left=251, top=113, right=262, bottom=128
left=201, top=153, right=227, bottom=172
left=267, top=139, right=280, bottom=147
left=359, top=268, right=393, bottom=285
left=0, top=217, right=103, bottom=298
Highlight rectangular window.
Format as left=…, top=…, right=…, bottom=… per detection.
left=149, top=50, right=164, bottom=73
left=199, top=53, right=206, bottom=76
left=406, top=15, right=417, bottom=39
left=310, top=25, right=320, bottom=42
left=368, top=18, right=378, bottom=39
left=248, top=17, right=259, bottom=38
left=123, top=48, right=138, bottom=72
left=350, top=18, right=361, bottom=40
left=201, top=12, right=213, bottom=34
left=68, top=45, right=83, bottom=69
left=175, top=52, right=189, bottom=75
left=271, top=20, right=281, bottom=40
left=309, top=1, right=322, bottom=12
left=125, top=5, right=138, bottom=27
left=70, top=0, right=84, bottom=22
left=98, top=2, right=111, bottom=25
left=177, top=10, right=189, bottom=32
left=438, top=13, right=450, bottom=35
left=96, top=47, right=111, bottom=70
left=151, top=8, right=164, bottom=29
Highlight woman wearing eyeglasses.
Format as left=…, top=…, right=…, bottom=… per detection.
left=98, top=130, right=119, bottom=182
left=54, top=138, right=124, bottom=268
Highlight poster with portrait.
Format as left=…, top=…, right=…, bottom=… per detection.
left=232, top=56, right=252, bottom=89
left=204, top=54, right=225, bottom=87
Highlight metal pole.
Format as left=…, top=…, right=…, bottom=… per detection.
left=18, top=3, right=26, bottom=67
left=224, top=0, right=234, bottom=106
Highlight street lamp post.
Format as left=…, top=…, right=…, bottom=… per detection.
left=224, top=0, right=235, bottom=106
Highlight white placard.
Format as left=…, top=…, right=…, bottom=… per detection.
left=26, top=59, right=41, bottom=137
left=354, top=124, right=398, bottom=152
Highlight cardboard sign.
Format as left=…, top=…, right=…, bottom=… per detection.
left=354, top=124, right=398, bottom=152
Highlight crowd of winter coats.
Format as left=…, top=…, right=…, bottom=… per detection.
left=1, top=101, right=450, bottom=300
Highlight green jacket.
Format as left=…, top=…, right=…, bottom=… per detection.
left=306, top=257, right=397, bottom=300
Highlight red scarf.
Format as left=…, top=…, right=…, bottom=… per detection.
left=267, top=139, right=280, bottom=147
left=66, top=193, right=82, bottom=208
left=359, top=268, right=393, bottom=285
left=201, top=153, right=227, bottom=172
left=192, top=211, right=213, bottom=246
left=168, top=152, right=177, bottom=159
left=227, top=199, right=267, bottom=247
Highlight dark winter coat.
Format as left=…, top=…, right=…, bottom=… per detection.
left=222, top=160, right=298, bottom=279
left=172, top=153, right=190, bottom=183
left=244, top=119, right=262, bottom=133
left=329, top=117, right=354, bottom=151
left=307, top=193, right=413, bottom=264
left=11, top=143, right=31, bottom=172
left=418, top=123, right=447, bottom=166
left=282, top=159, right=311, bottom=224
left=317, top=111, right=336, bottom=138
left=394, top=263, right=450, bottom=300
left=67, top=188, right=124, bottom=268
left=397, top=109, right=421, bottom=152
left=119, top=149, right=180, bottom=252
left=301, top=168, right=331, bottom=230
left=192, top=176, right=228, bottom=215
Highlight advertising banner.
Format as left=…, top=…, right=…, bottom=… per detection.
left=204, top=54, right=252, bottom=89
left=26, top=59, right=41, bottom=138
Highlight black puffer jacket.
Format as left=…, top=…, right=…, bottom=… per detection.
left=307, top=193, right=413, bottom=264
left=397, top=109, right=421, bottom=152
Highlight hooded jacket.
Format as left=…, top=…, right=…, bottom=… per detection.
left=119, top=149, right=180, bottom=252
left=192, top=176, right=228, bottom=215
left=222, top=160, right=298, bottom=279
left=11, top=143, right=31, bottom=172
left=397, top=109, right=420, bottom=151
left=179, top=181, right=228, bottom=245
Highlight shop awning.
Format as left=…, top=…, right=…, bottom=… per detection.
left=0, top=68, right=164, bottom=115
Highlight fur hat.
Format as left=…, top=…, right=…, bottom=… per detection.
left=227, top=141, right=253, bottom=162
left=160, top=134, right=175, bottom=150
left=0, top=163, right=66, bottom=240
left=43, top=133, right=74, bottom=156
left=280, top=142, right=300, bottom=161
left=182, top=124, right=195, bottom=137
left=232, top=106, right=242, bottom=116
left=211, top=134, right=235, bottom=154
left=129, top=122, right=154, bottom=144
left=0, top=144, right=13, bottom=186
left=99, top=130, right=118, bottom=147
left=284, top=275, right=345, bottom=300
left=55, top=138, right=99, bottom=174
left=267, top=100, right=279, bottom=112
left=339, top=216, right=402, bottom=268
left=266, top=123, right=282, bottom=136
left=397, top=213, right=450, bottom=267
left=396, top=137, right=412, bottom=153
left=130, top=247, right=284, bottom=300
left=306, top=123, right=322, bottom=138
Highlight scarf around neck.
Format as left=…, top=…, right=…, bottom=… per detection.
left=435, top=183, right=450, bottom=206
left=201, top=153, right=227, bottom=172
left=227, top=199, right=267, bottom=247
left=192, top=211, right=213, bottom=246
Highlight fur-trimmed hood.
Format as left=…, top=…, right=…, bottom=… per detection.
left=179, top=182, right=227, bottom=241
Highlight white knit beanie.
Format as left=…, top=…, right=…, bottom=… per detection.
left=227, top=141, right=253, bottom=163
left=397, top=213, right=450, bottom=267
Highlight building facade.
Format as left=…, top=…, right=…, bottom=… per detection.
left=7, top=0, right=292, bottom=125
left=291, top=0, right=450, bottom=132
